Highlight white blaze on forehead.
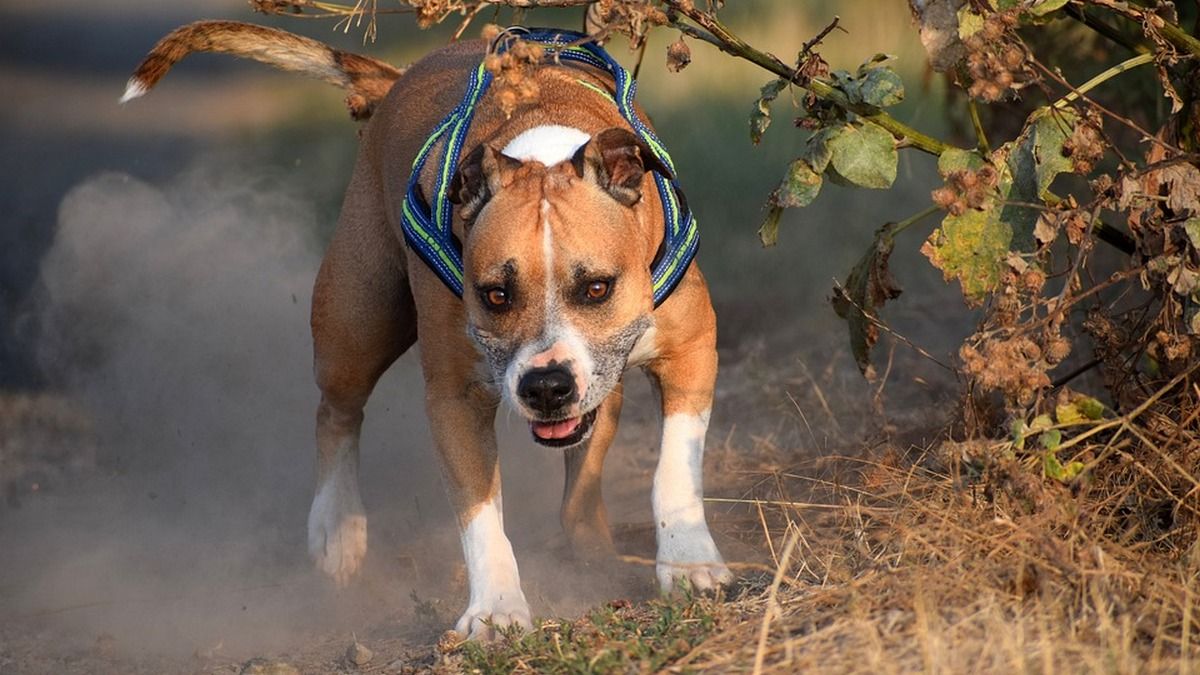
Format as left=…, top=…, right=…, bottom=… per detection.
left=502, top=125, right=591, bottom=166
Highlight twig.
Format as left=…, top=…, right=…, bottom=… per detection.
left=967, top=96, right=991, bottom=154
left=662, top=1, right=953, bottom=157
left=1120, top=0, right=1200, bottom=58
left=800, top=15, right=842, bottom=56
left=1050, top=52, right=1155, bottom=109
left=1064, top=4, right=1149, bottom=55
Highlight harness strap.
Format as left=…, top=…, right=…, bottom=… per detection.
left=400, top=27, right=698, bottom=307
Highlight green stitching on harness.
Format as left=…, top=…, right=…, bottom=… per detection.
left=575, top=79, right=615, bottom=103
left=403, top=199, right=464, bottom=283
left=652, top=218, right=698, bottom=293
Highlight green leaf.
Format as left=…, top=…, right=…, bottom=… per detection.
left=937, top=148, right=986, bottom=177
left=1030, top=414, right=1054, bottom=432
left=1184, top=217, right=1200, bottom=250
left=804, top=128, right=836, bottom=173
left=774, top=159, right=823, bottom=209
left=1029, top=0, right=1070, bottom=16
left=1044, top=449, right=1084, bottom=482
left=1011, top=419, right=1029, bottom=450
left=1040, top=428, right=1062, bottom=450
left=832, top=223, right=903, bottom=377
left=750, top=79, right=787, bottom=145
left=921, top=206, right=1014, bottom=303
left=1055, top=402, right=1084, bottom=426
left=1009, top=107, right=1077, bottom=201
left=756, top=144, right=829, bottom=247
left=825, top=123, right=897, bottom=189
left=925, top=111, right=1072, bottom=304
left=852, top=67, right=905, bottom=108
left=1077, top=396, right=1105, bottom=420
left=758, top=205, right=783, bottom=247
left=957, top=7, right=985, bottom=39
left=1058, top=396, right=1106, bottom=425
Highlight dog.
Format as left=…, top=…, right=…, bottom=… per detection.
left=123, top=21, right=731, bottom=639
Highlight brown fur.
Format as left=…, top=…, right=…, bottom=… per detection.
left=125, top=21, right=404, bottom=119
left=331, top=37, right=718, bottom=548
left=128, top=30, right=722, bottom=635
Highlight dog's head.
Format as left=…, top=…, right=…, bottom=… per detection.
left=451, top=126, right=667, bottom=448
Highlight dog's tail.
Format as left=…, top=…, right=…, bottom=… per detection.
left=120, top=20, right=405, bottom=120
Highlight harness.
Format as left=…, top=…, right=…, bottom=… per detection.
left=399, top=27, right=698, bottom=308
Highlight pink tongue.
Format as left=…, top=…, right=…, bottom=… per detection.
left=531, top=417, right=581, bottom=440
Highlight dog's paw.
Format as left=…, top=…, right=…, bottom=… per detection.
left=307, top=482, right=367, bottom=586
left=656, top=559, right=733, bottom=592
left=455, top=594, right=532, bottom=640
left=656, top=526, right=732, bottom=592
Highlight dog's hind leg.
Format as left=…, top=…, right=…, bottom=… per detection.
left=560, top=381, right=622, bottom=559
left=308, top=157, right=416, bottom=586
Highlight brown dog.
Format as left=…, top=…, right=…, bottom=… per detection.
left=124, top=21, right=730, bottom=638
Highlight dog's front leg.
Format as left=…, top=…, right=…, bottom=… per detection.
left=646, top=341, right=732, bottom=592
left=426, top=384, right=531, bottom=639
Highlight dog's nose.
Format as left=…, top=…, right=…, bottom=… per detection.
left=517, top=366, right=576, bottom=414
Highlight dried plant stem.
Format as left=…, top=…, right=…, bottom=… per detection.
left=752, top=528, right=798, bottom=675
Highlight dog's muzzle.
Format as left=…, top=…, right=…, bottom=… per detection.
left=527, top=408, right=598, bottom=448
left=517, top=365, right=595, bottom=447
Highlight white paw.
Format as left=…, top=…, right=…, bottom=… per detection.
left=656, top=526, right=732, bottom=592
left=307, top=480, right=367, bottom=587
left=455, top=592, right=532, bottom=640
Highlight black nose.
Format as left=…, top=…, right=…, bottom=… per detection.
left=518, top=366, right=577, bottom=414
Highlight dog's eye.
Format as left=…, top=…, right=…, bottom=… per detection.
left=587, top=281, right=610, bottom=299
left=579, top=278, right=614, bottom=304
left=481, top=287, right=511, bottom=309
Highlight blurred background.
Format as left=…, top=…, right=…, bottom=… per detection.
left=0, top=0, right=971, bottom=668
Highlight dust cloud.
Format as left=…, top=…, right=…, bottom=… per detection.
left=0, top=154, right=493, bottom=660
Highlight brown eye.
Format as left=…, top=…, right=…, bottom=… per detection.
left=579, top=278, right=614, bottom=305
left=482, top=287, right=510, bottom=309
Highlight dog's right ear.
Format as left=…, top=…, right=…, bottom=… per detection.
left=449, top=144, right=523, bottom=223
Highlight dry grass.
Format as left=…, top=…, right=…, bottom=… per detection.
left=456, top=359, right=1200, bottom=673
left=677, top=388, right=1200, bottom=674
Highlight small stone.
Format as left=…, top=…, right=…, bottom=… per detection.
left=383, top=658, right=414, bottom=674
left=346, top=640, right=373, bottom=667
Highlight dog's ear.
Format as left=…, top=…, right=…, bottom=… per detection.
left=449, top=144, right=523, bottom=222
left=571, top=128, right=673, bottom=207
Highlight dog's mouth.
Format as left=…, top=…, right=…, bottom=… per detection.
left=529, top=409, right=597, bottom=448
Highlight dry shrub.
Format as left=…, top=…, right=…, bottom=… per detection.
left=679, top=415, right=1200, bottom=673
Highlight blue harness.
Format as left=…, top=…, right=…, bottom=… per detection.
left=399, top=27, right=698, bottom=307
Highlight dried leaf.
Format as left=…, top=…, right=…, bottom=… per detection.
left=665, top=37, right=691, bottom=73
left=749, top=79, right=787, bottom=145
left=1159, top=163, right=1200, bottom=216
left=833, top=223, right=903, bottom=377
left=1034, top=212, right=1059, bottom=245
